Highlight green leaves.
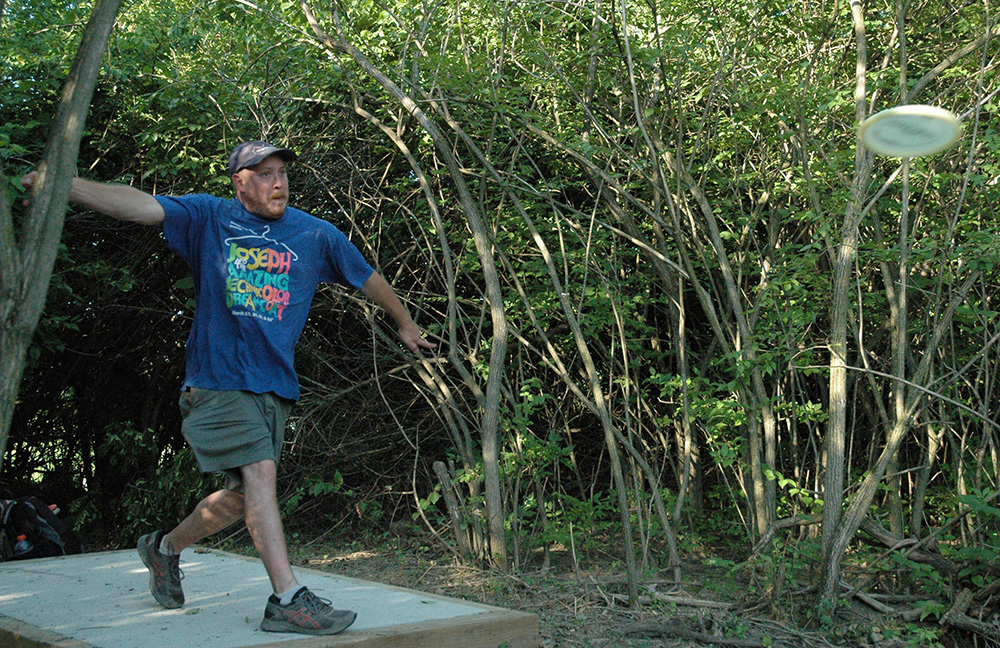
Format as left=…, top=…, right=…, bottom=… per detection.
left=763, top=466, right=823, bottom=512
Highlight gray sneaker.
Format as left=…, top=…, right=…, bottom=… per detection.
left=137, top=531, right=184, bottom=609
left=260, top=587, right=356, bottom=635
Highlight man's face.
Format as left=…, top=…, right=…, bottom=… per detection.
left=233, top=155, right=289, bottom=219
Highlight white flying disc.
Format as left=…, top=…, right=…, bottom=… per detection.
left=859, top=105, right=962, bottom=157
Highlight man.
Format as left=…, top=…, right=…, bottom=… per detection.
left=21, top=141, right=435, bottom=635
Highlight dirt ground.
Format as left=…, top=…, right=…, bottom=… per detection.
left=273, top=534, right=871, bottom=648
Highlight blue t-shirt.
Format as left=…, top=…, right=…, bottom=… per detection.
left=156, top=194, right=375, bottom=400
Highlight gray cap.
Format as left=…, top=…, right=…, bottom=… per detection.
left=227, top=140, right=297, bottom=175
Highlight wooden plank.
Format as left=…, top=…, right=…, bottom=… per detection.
left=351, top=610, right=538, bottom=648
left=247, top=610, right=538, bottom=648
left=0, top=608, right=537, bottom=648
left=0, top=612, right=95, bottom=648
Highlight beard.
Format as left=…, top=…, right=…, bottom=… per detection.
left=242, top=192, right=287, bottom=219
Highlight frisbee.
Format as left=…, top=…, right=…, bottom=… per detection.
left=859, top=105, right=962, bottom=157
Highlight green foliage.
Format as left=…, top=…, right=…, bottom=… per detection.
left=283, top=472, right=348, bottom=517
left=763, top=466, right=823, bottom=515
left=413, top=485, right=442, bottom=522
left=651, top=373, right=747, bottom=473
left=89, top=425, right=203, bottom=544
left=945, top=492, right=1000, bottom=589
left=537, top=492, right=619, bottom=554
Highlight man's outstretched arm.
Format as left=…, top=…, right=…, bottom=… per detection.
left=360, top=272, right=436, bottom=353
left=21, top=171, right=165, bottom=227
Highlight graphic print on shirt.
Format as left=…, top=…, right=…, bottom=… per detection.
left=224, top=223, right=299, bottom=322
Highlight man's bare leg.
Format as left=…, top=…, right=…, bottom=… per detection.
left=241, top=459, right=298, bottom=594
left=162, top=488, right=245, bottom=553
left=248, top=458, right=358, bottom=636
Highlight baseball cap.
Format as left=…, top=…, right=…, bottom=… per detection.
left=227, top=141, right=297, bottom=175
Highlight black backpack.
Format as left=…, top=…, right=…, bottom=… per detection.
left=0, top=496, right=84, bottom=561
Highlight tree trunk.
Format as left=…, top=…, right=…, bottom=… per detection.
left=886, top=0, right=911, bottom=539
left=910, top=422, right=943, bottom=536
left=819, top=0, right=871, bottom=605
left=885, top=158, right=910, bottom=539
left=0, top=0, right=123, bottom=471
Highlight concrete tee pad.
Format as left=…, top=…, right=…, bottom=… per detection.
left=0, top=549, right=537, bottom=648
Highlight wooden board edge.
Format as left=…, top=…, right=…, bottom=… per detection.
left=241, top=609, right=539, bottom=648
left=0, top=612, right=98, bottom=648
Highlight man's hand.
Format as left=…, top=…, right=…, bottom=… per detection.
left=399, top=320, right=436, bottom=353
left=20, top=171, right=38, bottom=206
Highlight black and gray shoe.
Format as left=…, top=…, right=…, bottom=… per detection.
left=260, top=587, right=356, bottom=635
left=137, top=530, right=184, bottom=609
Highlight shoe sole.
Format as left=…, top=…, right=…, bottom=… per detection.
left=137, top=534, right=184, bottom=609
left=260, top=610, right=357, bottom=635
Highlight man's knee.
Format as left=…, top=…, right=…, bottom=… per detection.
left=240, top=459, right=278, bottom=488
left=208, top=488, right=246, bottom=521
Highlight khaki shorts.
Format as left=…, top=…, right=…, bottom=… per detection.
left=178, top=388, right=292, bottom=489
